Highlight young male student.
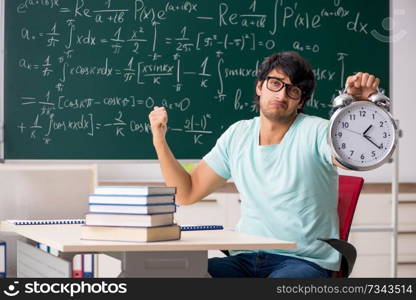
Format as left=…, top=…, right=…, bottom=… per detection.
left=148, top=51, right=380, bottom=278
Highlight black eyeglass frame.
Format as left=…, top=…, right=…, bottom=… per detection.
left=265, top=76, right=303, bottom=100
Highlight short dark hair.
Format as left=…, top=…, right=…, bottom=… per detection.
left=254, top=51, right=315, bottom=113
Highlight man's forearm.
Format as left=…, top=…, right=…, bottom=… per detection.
left=153, top=139, right=193, bottom=204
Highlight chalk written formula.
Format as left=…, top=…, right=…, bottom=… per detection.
left=4, top=0, right=389, bottom=159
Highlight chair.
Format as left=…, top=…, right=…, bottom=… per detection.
left=319, top=175, right=364, bottom=277
left=221, top=175, right=364, bottom=278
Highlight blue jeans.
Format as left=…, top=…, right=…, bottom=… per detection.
left=208, top=252, right=332, bottom=278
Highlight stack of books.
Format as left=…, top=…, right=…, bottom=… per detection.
left=80, top=186, right=181, bottom=242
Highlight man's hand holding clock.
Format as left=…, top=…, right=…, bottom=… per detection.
left=330, top=72, right=397, bottom=171
left=345, top=72, right=380, bottom=100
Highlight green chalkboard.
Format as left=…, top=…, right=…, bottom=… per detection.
left=4, top=0, right=389, bottom=159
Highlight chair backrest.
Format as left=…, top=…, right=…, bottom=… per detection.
left=338, top=175, right=364, bottom=241
left=330, top=175, right=364, bottom=278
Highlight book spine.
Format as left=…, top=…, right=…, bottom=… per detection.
left=39, top=243, right=49, bottom=253
left=83, top=254, right=94, bottom=278
left=93, top=254, right=99, bottom=278
left=89, top=204, right=176, bottom=214
left=0, top=241, right=6, bottom=278
left=89, top=203, right=175, bottom=206
left=49, top=247, right=60, bottom=256
left=36, top=242, right=60, bottom=256
left=72, top=254, right=83, bottom=278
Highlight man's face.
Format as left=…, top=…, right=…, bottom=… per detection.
left=256, top=68, right=303, bottom=123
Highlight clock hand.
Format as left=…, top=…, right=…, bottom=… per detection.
left=363, top=125, right=373, bottom=136
left=343, top=128, right=362, bottom=136
left=363, top=135, right=382, bottom=150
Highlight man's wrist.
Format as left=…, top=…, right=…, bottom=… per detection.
left=152, top=135, right=167, bottom=148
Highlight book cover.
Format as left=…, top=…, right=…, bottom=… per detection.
left=80, top=224, right=181, bottom=242
left=94, top=186, right=176, bottom=196
left=89, top=194, right=175, bottom=205
left=88, top=203, right=176, bottom=215
left=85, top=213, right=174, bottom=227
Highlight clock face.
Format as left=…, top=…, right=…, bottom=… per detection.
left=329, top=101, right=397, bottom=170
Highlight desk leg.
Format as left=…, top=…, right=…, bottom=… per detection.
left=106, top=251, right=208, bottom=278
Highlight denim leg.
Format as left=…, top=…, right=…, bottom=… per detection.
left=208, top=253, right=256, bottom=278
left=268, top=256, right=332, bottom=278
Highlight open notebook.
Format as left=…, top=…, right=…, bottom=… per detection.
left=6, top=219, right=85, bottom=225
left=179, top=225, right=223, bottom=231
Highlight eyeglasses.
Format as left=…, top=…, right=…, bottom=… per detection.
left=266, top=76, right=302, bottom=100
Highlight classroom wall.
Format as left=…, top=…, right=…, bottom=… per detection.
left=0, top=0, right=415, bottom=183
left=391, top=0, right=416, bottom=183
left=0, top=0, right=4, bottom=160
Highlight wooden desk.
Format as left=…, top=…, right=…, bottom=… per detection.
left=1, top=223, right=296, bottom=277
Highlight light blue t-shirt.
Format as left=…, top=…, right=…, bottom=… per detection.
left=203, top=113, right=341, bottom=271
